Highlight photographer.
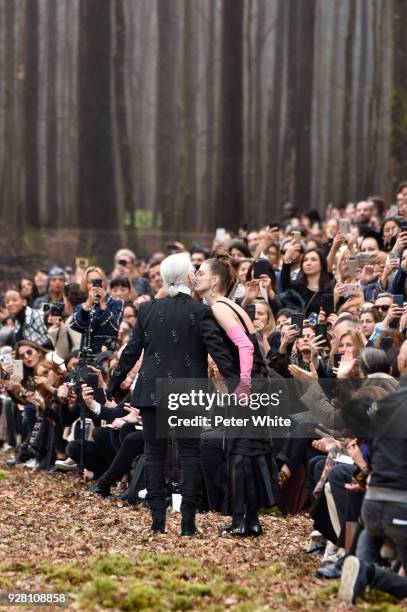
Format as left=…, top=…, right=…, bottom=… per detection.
left=70, top=266, right=123, bottom=354
left=43, top=283, right=85, bottom=361
left=33, top=266, right=66, bottom=310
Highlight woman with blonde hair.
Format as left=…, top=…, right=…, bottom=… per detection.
left=70, top=266, right=123, bottom=354
left=252, top=299, right=276, bottom=356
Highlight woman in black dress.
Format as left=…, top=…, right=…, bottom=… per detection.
left=195, top=249, right=279, bottom=536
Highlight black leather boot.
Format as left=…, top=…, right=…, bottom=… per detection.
left=220, top=514, right=248, bottom=537
left=151, top=514, right=166, bottom=534
left=181, top=513, right=196, bottom=536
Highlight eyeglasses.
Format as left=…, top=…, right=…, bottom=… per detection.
left=19, top=348, right=33, bottom=358
left=375, top=304, right=391, bottom=311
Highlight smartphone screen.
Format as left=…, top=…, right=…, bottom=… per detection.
left=291, top=313, right=304, bottom=335
left=92, top=278, right=103, bottom=288
left=333, top=352, right=344, bottom=368
left=253, top=259, right=270, bottom=278
left=215, top=228, right=226, bottom=242
left=393, top=294, right=404, bottom=306
left=321, top=293, right=334, bottom=316
left=347, top=256, right=358, bottom=277
left=339, top=219, right=350, bottom=234
left=85, top=373, right=99, bottom=392
left=245, top=304, right=256, bottom=321
left=315, top=323, right=328, bottom=342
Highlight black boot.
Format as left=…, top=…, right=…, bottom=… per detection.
left=181, top=512, right=196, bottom=536
left=87, top=481, right=110, bottom=498
left=151, top=513, right=166, bottom=534
left=245, top=509, right=263, bottom=537
left=220, top=514, right=248, bottom=537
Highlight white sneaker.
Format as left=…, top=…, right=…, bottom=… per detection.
left=55, top=458, right=78, bottom=471
left=1, top=443, right=13, bottom=452
left=24, top=459, right=38, bottom=469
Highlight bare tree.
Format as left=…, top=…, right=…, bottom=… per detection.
left=215, top=0, right=244, bottom=228
left=24, top=0, right=40, bottom=227
left=78, top=0, right=116, bottom=230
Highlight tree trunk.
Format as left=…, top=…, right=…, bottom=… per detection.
left=215, top=0, right=244, bottom=229
left=341, top=0, right=357, bottom=203
left=113, top=0, right=135, bottom=231
left=24, top=0, right=40, bottom=227
left=78, top=0, right=116, bottom=230
left=155, top=0, right=180, bottom=231
left=46, top=0, right=58, bottom=228
left=391, top=0, right=407, bottom=187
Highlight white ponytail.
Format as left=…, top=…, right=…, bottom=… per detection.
left=160, top=252, right=193, bottom=297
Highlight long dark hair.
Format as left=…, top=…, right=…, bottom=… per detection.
left=295, top=248, right=332, bottom=292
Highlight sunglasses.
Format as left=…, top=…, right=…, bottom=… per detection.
left=118, top=259, right=131, bottom=267
left=19, top=348, right=34, bottom=358
left=375, top=304, right=391, bottom=311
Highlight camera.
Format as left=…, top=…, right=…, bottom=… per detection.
left=92, top=279, right=103, bottom=288
left=50, top=302, right=64, bottom=317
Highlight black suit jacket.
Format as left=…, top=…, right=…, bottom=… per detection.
left=108, top=293, right=237, bottom=407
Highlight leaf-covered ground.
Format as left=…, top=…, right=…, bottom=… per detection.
left=0, top=457, right=405, bottom=611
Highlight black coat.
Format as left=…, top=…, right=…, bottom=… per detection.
left=108, top=293, right=238, bottom=407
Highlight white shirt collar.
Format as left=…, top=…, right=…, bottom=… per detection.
left=174, top=283, right=192, bottom=296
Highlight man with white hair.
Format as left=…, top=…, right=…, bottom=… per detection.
left=109, top=252, right=237, bottom=536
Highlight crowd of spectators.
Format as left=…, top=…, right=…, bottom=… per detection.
left=2, top=189, right=407, bottom=603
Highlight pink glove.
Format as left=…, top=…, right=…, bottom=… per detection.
left=226, top=324, right=254, bottom=381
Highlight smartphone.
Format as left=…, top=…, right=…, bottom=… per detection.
left=291, top=313, right=304, bottom=335
left=75, top=257, right=89, bottom=270
left=12, top=360, right=24, bottom=379
left=393, top=294, right=404, bottom=306
left=91, top=278, right=103, bottom=288
left=388, top=252, right=400, bottom=263
left=359, top=252, right=374, bottom=264
left=380, top=336, right=394, bottom=352
left=291, top=230, right=301, bottom=243
left=391, top=204, right=398, bottom=216
left=25, top=376, right=36, bottom=392
left=253, top=259, right=270, bottom=279
left=333, top=352, right=344, bottom=368
left=315, top=323, right=328, bottom=343
left=1, top=353, right=13, bottom=368
left=268, top=222, right=280, bottom=231
left=347, top=256, right=359, bottom=278
left=321, top=293, right=334, bottom=316
left=245, top=304, right=256, bottom=321
left=339, top=219, right=350, bottom=234
left=215, top=228, right=226, bottom=242
left=344, top=284, right=360, bottom=296
left=85, top=373, right=99, bottom=392
left=333, top=453, right=354, bottom=465
left=400, top=221, right=407, bottom=232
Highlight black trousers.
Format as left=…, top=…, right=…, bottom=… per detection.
left=140, top=407, right=201, bottom=516
left=66, top=427, right=116, bottom=477
left=98, top=430, right=144, bottom=489
left=356, top=500, right=407, bottom=599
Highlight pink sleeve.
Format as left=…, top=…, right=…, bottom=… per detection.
left=226, top=324, right=254, bottom=381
